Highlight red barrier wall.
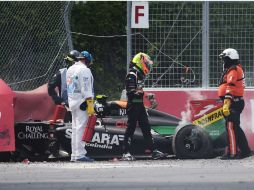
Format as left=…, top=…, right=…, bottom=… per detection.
left=145, top=88, right=254, bottom=150
left=0, top=79, right=16, bottom=151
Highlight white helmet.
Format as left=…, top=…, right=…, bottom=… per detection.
left=219, top=48, right=239, bottom=60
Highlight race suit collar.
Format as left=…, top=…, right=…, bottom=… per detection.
left=75, top=61, right=88, bottom=67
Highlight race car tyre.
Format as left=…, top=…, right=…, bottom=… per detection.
left=172, top=124, right=213, bottom=159
left=0, top=152, right=11, bottom=162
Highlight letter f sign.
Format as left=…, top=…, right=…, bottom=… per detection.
left=135, top=6, right=144, bottom=24
left=131, top=2, right=149, bottom=28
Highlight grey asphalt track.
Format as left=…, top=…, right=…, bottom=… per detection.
left=0, top=157, right=254, bottom=190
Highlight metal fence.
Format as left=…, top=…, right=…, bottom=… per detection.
left=0, top=1, right=73, bottom=91
left=2, top=1, right=254, bottom=91
left=129, top=1, right=254, bottom=89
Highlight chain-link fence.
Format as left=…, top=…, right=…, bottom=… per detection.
left=2, top=1, right=254, bottom=91
left=209, top=2, right=254, bottom=87
left=129, top=1, right=254, bottom=89
left=0, top=1, right=73, bottom=91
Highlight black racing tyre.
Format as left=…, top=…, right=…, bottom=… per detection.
left=0, top=152, right=11, bottom=162
left=172, top=124, right=213, bottom=159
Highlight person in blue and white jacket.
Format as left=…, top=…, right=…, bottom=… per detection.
left=66, top=50, right=95, bottom=162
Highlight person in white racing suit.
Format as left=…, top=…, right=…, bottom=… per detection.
left=66, top=50, right=95, bottom=162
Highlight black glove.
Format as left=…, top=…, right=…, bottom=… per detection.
left=53, top=96, right=63, bottom=105
left=134, top=90, right=144, bottom=98
left=80, top=101, right=87, bottom=111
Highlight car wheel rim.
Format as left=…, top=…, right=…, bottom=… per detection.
left=183, top=129, right=202, bottom=152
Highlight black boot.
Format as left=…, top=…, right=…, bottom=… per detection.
left=152, top=149, right=167, bottom=160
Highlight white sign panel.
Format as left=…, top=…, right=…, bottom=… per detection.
left=131, top=1, right=149, bottom=28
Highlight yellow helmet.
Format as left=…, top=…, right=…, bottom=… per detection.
left=131, top=52, right=153, bottom=75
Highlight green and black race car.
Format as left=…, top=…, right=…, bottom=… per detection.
left=3, top=95, right=227, bottom=162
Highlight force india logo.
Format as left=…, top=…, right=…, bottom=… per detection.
left=85, top=133, right=124, bottom=150
left=65, top=129, right=124, bottom=150
left=193, top=108, right=223, bottom=128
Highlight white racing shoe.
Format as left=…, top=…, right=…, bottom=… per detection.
left=121, top=152, right=135, bottom=161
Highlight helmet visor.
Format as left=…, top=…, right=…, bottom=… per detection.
left=219, top=52, right=226, bottom=59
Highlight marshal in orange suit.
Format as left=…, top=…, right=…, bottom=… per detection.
left=218, top=48, right=251, bottom=159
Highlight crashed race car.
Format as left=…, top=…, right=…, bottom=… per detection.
left=0, top=80, right=227, bottom=162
